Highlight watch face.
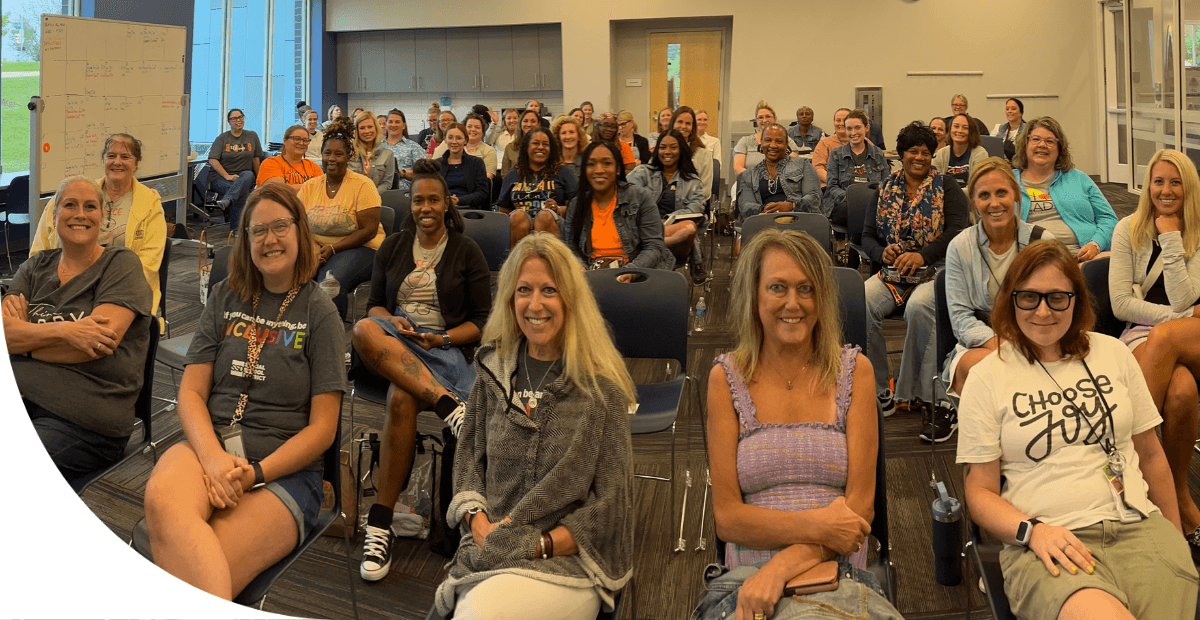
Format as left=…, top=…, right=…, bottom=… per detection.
left=1016, top=521, right=1031, bottom=544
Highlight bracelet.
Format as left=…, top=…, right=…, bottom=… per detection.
left=539, top=533, right=548, bottom=559
left=326, top=244, right=336, bottom=255
left=545, top=532, right=554, bottom=558
left=251, top=461, right=264, bottom=486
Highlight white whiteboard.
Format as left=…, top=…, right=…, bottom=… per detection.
left=37, top=14, right=187, bottom=195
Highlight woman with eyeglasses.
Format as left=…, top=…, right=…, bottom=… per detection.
left=733, top=101, right=800, bottom=177
left=257, top=125, right=323, bottom=188
left=208, top=108, right=265, bottom=228
left=348, top=110, right=397, bottom=194
left=427, top=109, right=459, bottom=157
left=958, top=240, right=1197, bottom=620
left=1109, top=149, right=1200, bottom=553
left=1014, top=117, right=1117, bottom=263
left=142, top=183, right=345, bottom=601
left=352, top=158, right=490, bottom=583
left=297, top=117, right=385, bottom=317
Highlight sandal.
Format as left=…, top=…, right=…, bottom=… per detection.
left=1185, top=526, right=1200, bottom=548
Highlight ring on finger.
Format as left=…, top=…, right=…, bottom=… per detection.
left=753, top=614, right=767, bottom=620
left=1059, top=542, right=1070, bottom=551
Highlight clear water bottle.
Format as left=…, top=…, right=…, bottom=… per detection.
left=319, top=271, right=340, bottom=300
left=694, top=296, right=707, bottom=332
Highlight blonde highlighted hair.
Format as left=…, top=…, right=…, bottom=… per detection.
left=730, top=229, right=843, bottom=389
left=550, top=115, right=590, bottom=152
left=352, top=110, right=380, bottom=161
left=1132, top=149, right=1200, bottom=258
left=966, top=156, right=1023, bottom=228
left=482, top=233, right=636, bottom=407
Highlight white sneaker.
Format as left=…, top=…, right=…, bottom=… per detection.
left=444, top=401, right=466, bottom=439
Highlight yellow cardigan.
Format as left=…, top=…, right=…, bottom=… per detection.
left=31, top=178, right=167, bottom=318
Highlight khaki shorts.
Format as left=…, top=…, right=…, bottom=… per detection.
left=999, top=513, right=1198, bottom=620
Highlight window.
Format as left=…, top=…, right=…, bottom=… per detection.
left=1, top=0, right=77, bottom=173
left=189, top=0, right=308, bottom=146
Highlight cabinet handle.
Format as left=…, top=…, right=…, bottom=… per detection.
left=483, top=75, right=487, bottom=89
left=411, top=76, right=416, bottom=90
left=533, top=73, right=538, bottom=88
left=419, top=76, right=423, bottom=90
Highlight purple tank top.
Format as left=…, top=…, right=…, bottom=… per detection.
left=715, top=345, right=868, bottom=569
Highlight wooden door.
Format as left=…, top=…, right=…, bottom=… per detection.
left=648, top=31, right=722, bottom=138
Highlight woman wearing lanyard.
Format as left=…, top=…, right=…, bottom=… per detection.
left=143, top=183, right=345, bottom=601
left=495, top=127, right=577, bottom=247
left=1110, top=149, right=1200, bottom=550
left=257, top=125, right=322, bottom=187
left=958, top=240, right=1197, bottom=620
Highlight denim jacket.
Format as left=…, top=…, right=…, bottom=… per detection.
left=736, top=157, right=821, bottom=218
left=821, top=143, right=890, bottom=217
left=626, top=165, right=706, bottom=219
left=564, top=182, right=673, bottom=270
left=787, top=124, right=825, bottom=150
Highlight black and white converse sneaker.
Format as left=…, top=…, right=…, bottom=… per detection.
left=360, top=523, right=395, bottom=581
left=444, top=401, right=466, bottom=439
left=920, top=401, right=958, bottom=443
left=878, top=389, right=896, bottom=418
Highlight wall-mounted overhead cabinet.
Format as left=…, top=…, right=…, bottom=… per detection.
left=335, top=24, right=563, bottom=95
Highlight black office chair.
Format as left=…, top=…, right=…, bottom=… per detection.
left=346, top=206, right=396, bottom=323
left=1, top=174, right=31, bottom=274
left=934, top=270, right=958, bottom=398
left=980, top=135, right=1005, bottom=159
left=1080, top=256, right=1125, bottom=338
left=586, top=267, right=694, bottom=548
left=461, top=210, right=511, bottom=272
left=155, top=246, right=231, bottom=407
left=70, top=320, right=161, bottom=493
left=130, top=403, right=360, bottom=618
left=380, top=189, right=411, bottom=227
left=741, top=212, right=834, bottom=260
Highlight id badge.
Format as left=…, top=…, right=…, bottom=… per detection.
left=219, top=423, right=246, bottom=459
left=1102, top=464, right=1142, bottom=523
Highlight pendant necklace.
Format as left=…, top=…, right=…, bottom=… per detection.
left=523, top=348, right=559, bottom=414
left=773, top=360, right=808, bottom=390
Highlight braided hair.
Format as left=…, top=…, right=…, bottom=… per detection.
left=403, top=158, right=465, bottom=234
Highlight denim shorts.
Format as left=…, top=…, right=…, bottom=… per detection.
left=262, top=468, right=324, bottom=545
left=691, top=558, right=904, bottom=620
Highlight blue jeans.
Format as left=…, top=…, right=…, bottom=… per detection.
left=316, top=245, right=375, bottom=318
left=210, top=169, right=256, bottom=228
left=864, top=272, right=945, bottom=404
left=691, top=559, right=903, bottom=620
left=25, top=399, right=128, bottom=483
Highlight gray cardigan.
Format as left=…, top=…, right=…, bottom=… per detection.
left=626, top=164, right=706, bottom=220
left=941, top=219, right=1053, bottom=386
left=1109, top=215, right=1200, bottom=325
left=348, top=144, right=397, bottom=193
left=439, top=343, right=634, bottom=616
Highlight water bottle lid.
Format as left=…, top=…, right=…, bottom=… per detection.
left=931, top=481, right=962, bottom=521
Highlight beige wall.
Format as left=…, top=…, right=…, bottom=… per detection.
left=327, top=0, right=1106, bottom=174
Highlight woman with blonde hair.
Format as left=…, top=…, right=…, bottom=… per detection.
left=1110, top=148, right=1200, bottom=549
left=551, top=115, right=589, bottom=183
left=348, top=109, right=396, bottom=193
left=434, top=232, right=634, bottom=619
left=696, top=229, right=901, bottom=620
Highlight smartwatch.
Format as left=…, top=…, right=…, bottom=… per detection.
left=251, top=461, right=265, bottom=487
left=1015, top=517, right=1042, bottom=547
left=441, top=333, right=452, bottom=350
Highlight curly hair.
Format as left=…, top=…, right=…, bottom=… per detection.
left=896, top=121, right=938, bottom=155
left=550, top=115, right=590, bottom=153
left=516, top=126, right=561, bottom=180
left=322, top=116, right=356, bottom=153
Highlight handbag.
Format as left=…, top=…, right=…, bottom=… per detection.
left=781, top=560, right=839, bottom=596
left=880, top=264, right=936, bottom=286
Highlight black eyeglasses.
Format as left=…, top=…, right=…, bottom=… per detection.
left=229, top=115, right=245, bottom=121
left=1012, top=290, right=1075, bottom=311
left=248, top=217, right=295, bottom=241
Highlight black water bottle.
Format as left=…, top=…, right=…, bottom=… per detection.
left=931, top=481, right=963, bottom=586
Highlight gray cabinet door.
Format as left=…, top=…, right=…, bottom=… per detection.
left=445, top=28, right=479, bottom=93
left=537, top=25, right=562, bottom=91
left=336, top=33, right=361, bottom=93
left=360, top=32, right=386, bottom=93
left=384, top=30, right=416, bottom=93
left=510, top=25, right=541, bottom=92
left=478, top=26, right=514, bottom=92
left=414, top=29, right=447, bottom=92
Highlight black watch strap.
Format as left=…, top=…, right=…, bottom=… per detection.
left=252, top=461, right=264, bottom=486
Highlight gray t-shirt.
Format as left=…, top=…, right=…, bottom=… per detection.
left=209, top=130, right=265, bottom=175
left=187, top=279, right=346, bottom=470
left=10, top=247, right=152, bottom=438
left=1023, top=174, right=1080, bottom=252
left=514, top=342, right=563, bottom=413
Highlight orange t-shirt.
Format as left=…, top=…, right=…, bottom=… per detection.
left=618, top=141, right=637, bottom=167
left=257, top=155, right=323, bottom=187
left=590, top=194, right=627, bottom=263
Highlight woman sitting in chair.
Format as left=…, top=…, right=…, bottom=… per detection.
left=297, top=116, right=385, bottom=318
left=627, top=129, right=705, bottom=271
left=695, top=229, right=902, bottom=620
left=862, top=122, right=968, bottom=442
left=943, top=157, right=1054, bottom=397
left=143, top=183, right=345, bottom=601
left=1109, top=148, right=1200, bottom=552
left=434, top=233, right=634, bottom=619
left=495, top=126, right=578, bottom=247
left=735, top=124, right=820, bottom=218
left=563, top=141, right=671, bottom=271
left=823, top=109, right=891, bottom=227
left=931, top=113, right=987, bottom=189
left=5, top=176, right=153, bottom=483
left=351, top=158, right=491, bottom=583
left=348, top=109, right=397, bottom=194
left=959, top=240, right=1198, bottom=620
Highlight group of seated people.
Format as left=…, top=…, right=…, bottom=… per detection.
left=10, top=89, right=1200, bottom=620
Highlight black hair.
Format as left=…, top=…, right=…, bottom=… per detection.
left=387, top=108, right=409, bottom=140
left=404, top=159, right=465, bottom=234
left=295, top=100, right=307, bottom=111
left=322, top=116, right=356, bottom=152
left=648, top=129, right=698, bottom=180
left=517, top=126, right=561, bottom=180
left=1007, top=97, right=1025, bottom=115
left=227, top=108, right=243, bottom=121
left=569, top=140, right=627, bottom=251
left=470, top=104, right=492, bottom=131
left=896, top=121, right=938, bottom=155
